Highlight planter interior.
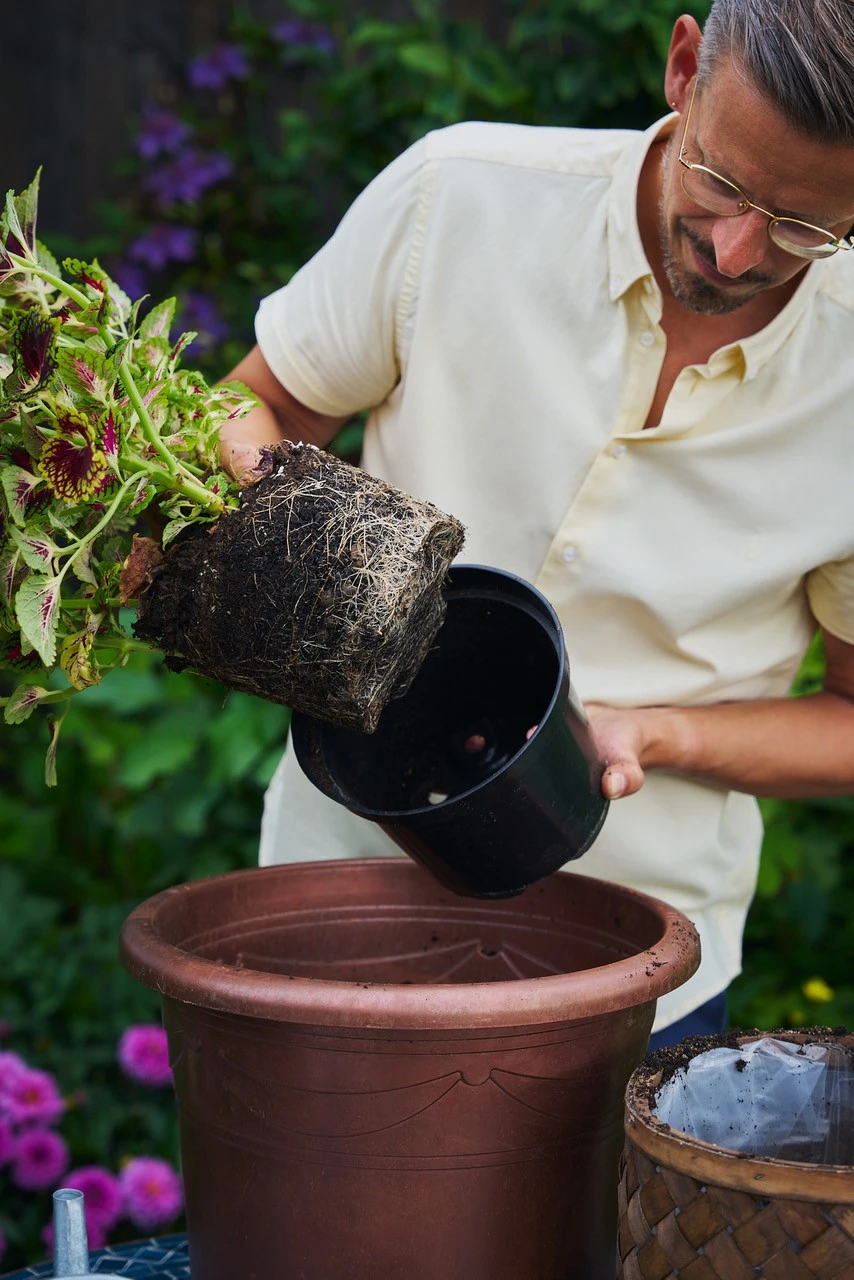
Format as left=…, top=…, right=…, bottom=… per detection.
left=292, top=565, right=608, bottom=898
left=121, top=859, right=699, bottom=1280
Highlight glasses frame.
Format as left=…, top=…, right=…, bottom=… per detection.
left=677, top=78, right=854, bottom=260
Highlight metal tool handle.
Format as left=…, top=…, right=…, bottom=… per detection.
left=52, top=1189, right=89, bottom=1276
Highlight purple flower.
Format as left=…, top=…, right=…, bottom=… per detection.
left=0, top=1049, right=27, bottom=1101
left=64, top=1165, right=123, bottom=1231
left=271, top=18, right=336, bottom=54
left=118, top=1025, right=172, bottom=1087
left=0, top=1117, right=15, bottom=1166
left=188, top=43, right=249, bottom=90
left=144, top=150, right=233, bottom=209
left=136, top=107, right=192, bottom=161
left=5, top=1066, right=65, bottom=1126
left=129, top=224, right=199, bottom=271
left=11, top=1128, right=69, bottom=1191
left=110, top=260, right=148, bottom=300
left=177, top=292, right=228, bottom=355
left=120, top=1156, right=183, bottom=1231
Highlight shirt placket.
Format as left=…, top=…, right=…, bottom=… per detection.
left=535, top=281, right=665, bottom=599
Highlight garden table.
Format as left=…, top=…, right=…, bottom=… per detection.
left=0, top=1236, right=189, bottom=1279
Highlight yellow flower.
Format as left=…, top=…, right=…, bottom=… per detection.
left=802, top=977, right=834, bottom=1004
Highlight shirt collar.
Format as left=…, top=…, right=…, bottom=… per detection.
left=607, top=112, right=677, bottom=303
left=607, top=110, right=828, bottom=382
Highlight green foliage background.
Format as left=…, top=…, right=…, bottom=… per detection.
left=2, top=0, right=853, bottom=1265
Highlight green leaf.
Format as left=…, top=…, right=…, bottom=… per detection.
left=14, top=571, right=62, bottom=666
left=44, top=699, right=71, bottom=786
left=1, top=463, right=44, bottom=526
left=398, top=42, right=453, bottom=79
left=9, top=526, right=59, bottom=573
left=57, top=347, right=113, bottom=406
left=140, top=297, right=177, bottom=340
left=3, top=682, right=55, bottom=724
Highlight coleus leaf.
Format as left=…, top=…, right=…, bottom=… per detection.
left=57, top=347, right=113, bottom=408
left=14, top=571, right=62, bottom=666
left=8, top=526, right=60, bottom=573
left=0, top=463, right=45, bottom=526
left=45, top=701, right=71, bottom=787
left=169, top=330, right=198, bottom=369
left=140, top=297, right=177, bottom=340
left=2, top=310, right=60, bottom=403
left=0, top=170, right=40, bottom=279
left=60, top=611, right=103, bottom=690
left=3, top=682, right=62, bottom=725
left=0, top=638, right=41, bottom=674
left=39, top=404, right=109, bottom=502
left=62, top=256, right=107, bottom=294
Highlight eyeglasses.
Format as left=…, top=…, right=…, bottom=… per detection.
left=677, top=78, right=854, bottom=260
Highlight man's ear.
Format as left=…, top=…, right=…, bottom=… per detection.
left=664, top=14, right=703, bottom=113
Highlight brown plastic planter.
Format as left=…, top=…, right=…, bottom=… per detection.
left=120, top=859, right=700, bottom=1280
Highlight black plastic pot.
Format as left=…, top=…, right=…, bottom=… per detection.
left=291, top=565, right=609, bottom=898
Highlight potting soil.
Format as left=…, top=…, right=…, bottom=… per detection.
left=133, top=442, right=465, bottom=732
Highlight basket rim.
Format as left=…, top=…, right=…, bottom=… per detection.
left=624, top=1030, right=854, bottom=1202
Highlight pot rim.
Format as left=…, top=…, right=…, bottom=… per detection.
left=624, top=1030, right=854, bottom=1202
left=120, top=860, right=700, bottom=1031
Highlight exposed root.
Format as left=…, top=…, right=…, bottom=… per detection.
left=133, top=441, right=466, bottom=731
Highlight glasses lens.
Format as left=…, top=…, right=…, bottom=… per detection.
left=681, top=165, right=746, bottom=216
left=769, top=218, right=838, bottom=258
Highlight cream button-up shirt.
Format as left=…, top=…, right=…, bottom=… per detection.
left=254, top=115, right=854, bottom=1030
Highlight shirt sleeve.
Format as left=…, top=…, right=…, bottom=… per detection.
left=806, top=557, right=854, bottom=644
left=254, top=138, right=429, bottom=418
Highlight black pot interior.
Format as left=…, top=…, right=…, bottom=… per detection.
left=306, top=594, right=561, bottom=813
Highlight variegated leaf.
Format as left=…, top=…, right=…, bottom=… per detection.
left=15, top=571, right=62, bottom=666
left=140, top=297, right=177, bottom=340
left=1, top=463, right=44, bottom=525
left=9, top=526, right=59, bottom=573
left=57, top=347, right=113, bottom=406
left=3, top=682, right=54, bottom=724
left=60, top=612, right=103, bottom=690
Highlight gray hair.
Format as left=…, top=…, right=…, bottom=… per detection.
left=699, top=0, right=854, bottom=143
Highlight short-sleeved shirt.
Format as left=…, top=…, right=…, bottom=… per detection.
left=254, top=115, right=854, bottom=1030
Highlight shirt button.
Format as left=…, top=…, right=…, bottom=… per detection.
left=639, top=330, right=655, bottom=347
left=561, top=545, right=578, bottom=563
left=612, top=443, right=627, bottom=458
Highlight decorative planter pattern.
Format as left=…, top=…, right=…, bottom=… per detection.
left=120, top=859, right=699, bottom=1280
left=617, top=1031, right=854, bottom=1280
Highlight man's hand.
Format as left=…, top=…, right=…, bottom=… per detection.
left=585, top=703, right=655, bottom=800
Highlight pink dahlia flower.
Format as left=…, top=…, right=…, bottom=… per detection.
left=5, top=1065, right=65, bottom=1126
left=64, top=1165, right=123, bottom=1231
left=11, top=1127, right=69, bottom=1191
left=120, top=1156, right=183, bottom=1231
left=117, top=1025, right=172, bottom=1087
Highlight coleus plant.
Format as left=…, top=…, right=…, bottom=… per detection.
left=0, top=174, right=255, bottom=782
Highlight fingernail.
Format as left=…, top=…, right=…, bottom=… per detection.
left=604, top=770, right=625, bottom=799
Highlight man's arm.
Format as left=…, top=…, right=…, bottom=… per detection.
left=220, top=346, right=351, bottom=483
left=590, top=626, right=854, bottom=800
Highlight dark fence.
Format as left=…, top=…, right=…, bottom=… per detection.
left=11, top=0, right=503, bottom=239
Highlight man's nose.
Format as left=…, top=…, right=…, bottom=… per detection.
left=710, top=210, right=769, bottom=277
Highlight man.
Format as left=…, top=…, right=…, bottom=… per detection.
left=219, top=0, right=854, bottom=1046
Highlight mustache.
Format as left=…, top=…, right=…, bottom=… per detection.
left=680, top=222, right=777, bottom=287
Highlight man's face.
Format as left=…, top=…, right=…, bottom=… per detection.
left=658, top=58, right=854, bottom=316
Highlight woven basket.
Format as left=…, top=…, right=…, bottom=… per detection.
left=617, top=1031, right=854, bottom=1279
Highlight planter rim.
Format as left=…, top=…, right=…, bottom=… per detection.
left=625, top=1030, right=854, bottom=1202
left=120, top=860, right=700, bottom=1031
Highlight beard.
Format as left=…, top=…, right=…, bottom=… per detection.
left=656, top=143, right=779, bottom=315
